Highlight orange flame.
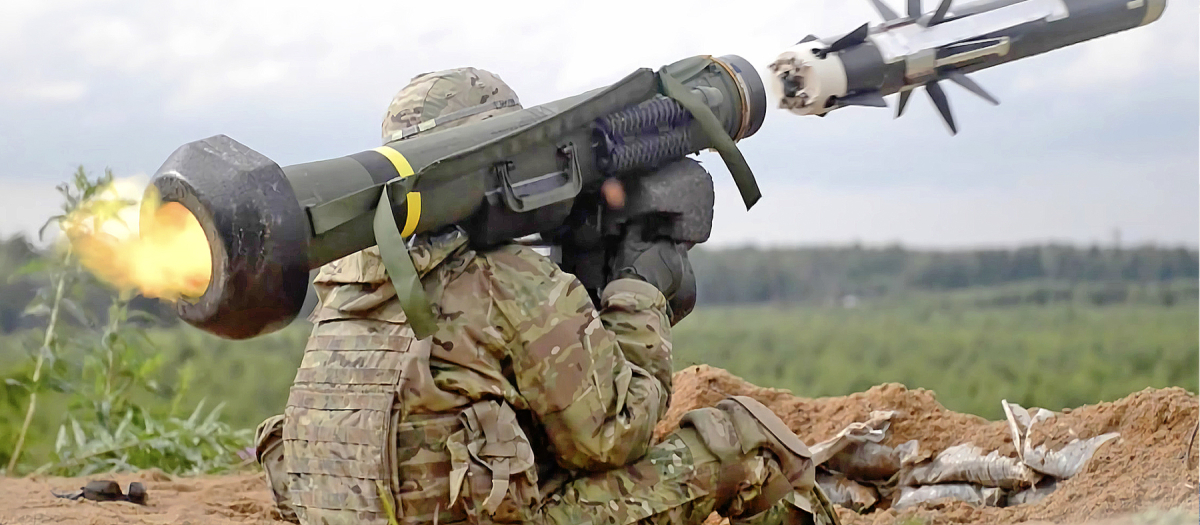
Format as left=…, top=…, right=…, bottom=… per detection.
left=63, top=180, right=212, bottom=301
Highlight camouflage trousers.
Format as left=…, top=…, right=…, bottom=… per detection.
left=258, top=411, right=838, bottom=525
left=535, top=425, right=838, bottom=525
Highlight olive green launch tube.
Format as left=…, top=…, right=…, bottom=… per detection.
left=148, top=54, right=767, bottom=340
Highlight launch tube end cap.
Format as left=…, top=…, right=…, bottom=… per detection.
left=716, top=55, right=768, bottom=140
left=149, top=135, right=311, bottom=340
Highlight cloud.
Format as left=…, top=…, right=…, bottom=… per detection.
left=0, top=79, right=88, bottom=102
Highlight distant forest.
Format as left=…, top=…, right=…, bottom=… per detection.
left=691, top=243, right=1199, bottom=304
left=0, top=235, right=1196, bottom=333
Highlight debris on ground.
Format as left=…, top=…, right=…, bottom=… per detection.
left=52, top=479, right=148, bottom=504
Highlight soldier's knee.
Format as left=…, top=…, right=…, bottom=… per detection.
left=679, top=397, right=815, bottom=493
left=679, top=397, right=838, bottom=525
left=254, top=414, right=298, bottom=523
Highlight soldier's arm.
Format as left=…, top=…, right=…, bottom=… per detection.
left=485, top=245, right=671, bottom=472
left=598, top=279, right=675, bottom=394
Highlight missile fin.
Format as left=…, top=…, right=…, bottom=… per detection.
left=896, top=90, right=912, bottom=118
left=946, top=70, right=999, bottom=105
left=797, top=34, right=821, bottom=44
left=929, top=0, right=953, bottom=25
left=908, top=0, right=922, bottom=18
left=840, top=91, right=889, bottom=108
left=925, top=81, right=957, bottom=135
left=869, top=0, right=900, bottom=21
left=826, top=23, right=871, bottom=54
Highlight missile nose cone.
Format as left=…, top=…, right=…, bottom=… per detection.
left=1141, top=0, right=1167, bottom=26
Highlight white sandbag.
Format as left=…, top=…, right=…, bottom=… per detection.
left=1002, top=399, right=1056, bottom=461
left=809, top=411, right=896, bottom=467
left=895, top=439, right=923, bottom=466
left=901, top=444, right=1039, bottom=489
left=825, top=440, right=921, bottom=480
left=1007, top=479, right=1058, bottom=506
left=893, top=484, right=984, bottom=509
left=1002, top=399, right=1120, bottom=479
left=1023, top=432, right=1120, bottom=479
left=816, top=472, right=879, bottom=512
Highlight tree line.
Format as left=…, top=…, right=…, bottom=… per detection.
left=691, top=243, right=1199, bottom=304
left=0, top=234, right=1196, bottom=334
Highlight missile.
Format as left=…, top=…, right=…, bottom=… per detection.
left=767, top=0, right=1168, bottom=134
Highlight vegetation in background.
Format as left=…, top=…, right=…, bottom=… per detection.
left=671, top=289, right=1198, bottom=419
left=691, top=244, right=1198, bottom=304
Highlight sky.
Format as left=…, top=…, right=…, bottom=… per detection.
left=0, top=0, right=1196, bottom=249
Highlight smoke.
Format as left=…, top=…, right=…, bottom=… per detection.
left=61, top=177, right=212, bottom=301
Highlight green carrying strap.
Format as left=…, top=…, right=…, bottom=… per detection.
left=373, top=178, right=439, bottom=340
left=656, top=69, right=762, bottom=210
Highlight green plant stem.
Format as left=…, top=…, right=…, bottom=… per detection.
left=7, top=246, right=73, bottom=474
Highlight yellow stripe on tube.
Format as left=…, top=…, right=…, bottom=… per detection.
left=402, top=193, right=421, bottom=237
left=372, top=146, right=421, bottom=237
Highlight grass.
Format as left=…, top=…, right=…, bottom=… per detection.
left=2, top=288, right=1196, bottom=471
left=670, top=294, right=1199, bottom=419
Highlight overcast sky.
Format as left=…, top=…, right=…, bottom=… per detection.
left=1, top=0, right=1196, bottom=249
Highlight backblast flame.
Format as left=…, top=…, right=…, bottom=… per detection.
left=63, top=179, right=212, bottom=301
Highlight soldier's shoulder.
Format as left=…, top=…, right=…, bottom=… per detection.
left=314, top=247, right=388, bottom=284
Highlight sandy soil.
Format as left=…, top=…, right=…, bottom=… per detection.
left=0, top=366, right=1195, bottom=525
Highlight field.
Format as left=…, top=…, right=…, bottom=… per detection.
left=671, top=295, right=1199, bottom=420
left=1, top=285, right=1195, bottom=472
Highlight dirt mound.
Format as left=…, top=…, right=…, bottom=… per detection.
left=659, top=365, right=1199, bottom=525
left=0, top=367, right=1194, bottom=525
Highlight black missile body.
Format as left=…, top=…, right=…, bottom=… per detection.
left=769, top=0, right=1167, bottom=133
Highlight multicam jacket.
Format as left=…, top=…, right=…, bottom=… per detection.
left=282, top=227, right=675, bottom=524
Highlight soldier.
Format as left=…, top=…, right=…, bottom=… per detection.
left=254, top=68, right=839, bottom=525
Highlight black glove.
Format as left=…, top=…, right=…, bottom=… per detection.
left=609, top=224, right=696, bottom=325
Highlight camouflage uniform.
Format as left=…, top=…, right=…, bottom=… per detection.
left=255, top=68, right=839, bottom=525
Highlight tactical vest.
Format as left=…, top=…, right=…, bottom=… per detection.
left=282, top=314, right=539, bottom=525
left=283, top=314, right=446, bottom=524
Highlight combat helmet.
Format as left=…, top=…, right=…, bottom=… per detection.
left=381, top=67, right=522, bottom=144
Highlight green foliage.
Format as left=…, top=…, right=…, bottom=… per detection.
left=42, top=401, right=252, bottom=477
left=2, top=167, right=250, bottom=476
left=0, top=321, right=309, bottom=472
left=141, top=324, right=309, bottom=431
left=2, top=167, right=106, bottom=473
